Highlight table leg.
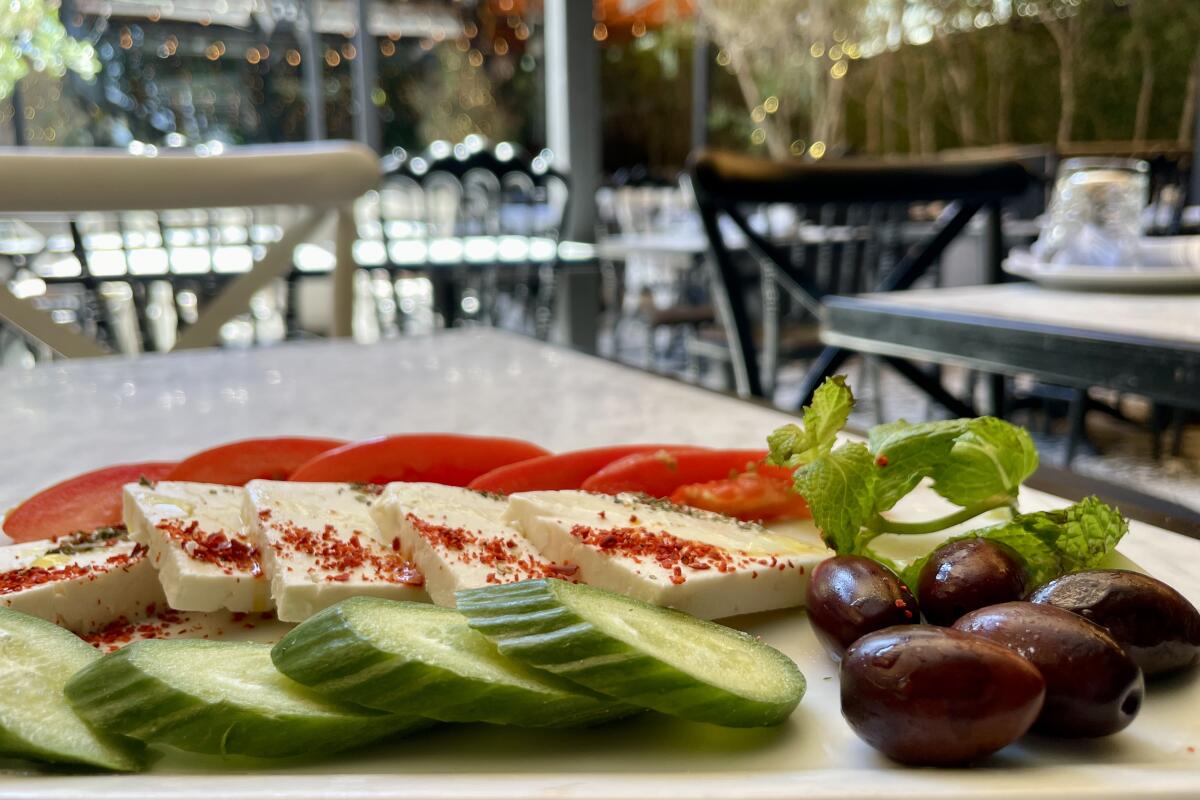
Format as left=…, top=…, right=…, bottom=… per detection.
left=432, top=271, right=459, bottom=328
left=1064, top=389, right=1088, bottom=467
left=989, top=372, right=1007, bottom=419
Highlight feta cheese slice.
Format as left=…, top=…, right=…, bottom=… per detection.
left=123, top=482, right=271, bottom=613
left=244, top=481, right=428, bottom=622
left=0, top=527, right=166, bottom=633
left=372, top=483, right=577, bottom=607
left=504, top=491, right=831, bottom=620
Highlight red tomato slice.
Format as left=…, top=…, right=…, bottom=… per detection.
left=166, top=437, right=347, bottom=485
left=670, top=469, right=811, bottom=522
left=467, top=444, right=705, bottom=494
left=288, top=434, right=551, bottom=485
left=580, top=449, right=770, bottom=497
left=3, top=461, right=177, bottom=542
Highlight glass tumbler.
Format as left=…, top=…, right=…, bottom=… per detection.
left=1035, top=157, right=1149, bottom=267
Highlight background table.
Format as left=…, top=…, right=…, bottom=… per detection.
left=823, top=284, right=1200, bottom=410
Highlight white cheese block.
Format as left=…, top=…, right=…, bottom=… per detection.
left=372, top=483, right=577, bottom=607
left=123, top=482, right=272, bottom=614
left=244, top=481, right=428, bottom=622
left=504, top=491, right=831, bottom=620
left=0, top=528, right=166, bottom=633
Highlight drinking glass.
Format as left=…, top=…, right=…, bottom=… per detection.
left=1034, top=157, right=1149, bottom=267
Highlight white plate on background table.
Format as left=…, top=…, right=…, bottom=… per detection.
left=1004, top=252, right=1200, bottom=292
left=1, top=484, right=1198, bottom=800
left=1, top=333, right=1198, bottom=798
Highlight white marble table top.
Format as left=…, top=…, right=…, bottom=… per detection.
left=0, top=329, right=799, bottom=510
left=856, top=284, right=1200, bottom=345
left=4, top=329, right=1200, bottom=800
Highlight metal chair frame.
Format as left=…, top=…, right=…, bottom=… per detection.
left=689, top=149, right=1042, bottom=415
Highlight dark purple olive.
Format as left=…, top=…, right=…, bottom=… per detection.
left=954, top=602, right=1144, bottom=737
left=840, top=625, right=1045, bottom=766
left=806, top=556, right=919, bottom=661
left=1031, top=570, right=1200, bottom=677
left=918, top=538, right=1030, bottom=626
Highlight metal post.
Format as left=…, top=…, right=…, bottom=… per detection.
left=1192, top=75, right=1200, bottom=205
left=351, top=0, right=379, bottom=152
left=10, top=82, right=27, bottom=146
left=333, top=205, right=356, bottom=338
left=544, top=0, right=600, bottom=243
left=691, top=28, right=709, bottom=152
left=301, top=0, right=325, bottom=141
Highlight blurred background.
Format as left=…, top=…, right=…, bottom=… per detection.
left=1, top=0, right=1198, bottom=511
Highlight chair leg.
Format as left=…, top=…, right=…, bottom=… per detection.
left=760, top=264, right=781, bottom=396
left=869, top=356, right=885, bottom=425
left=882, top=357, right=978, bottom=418
left=795, top=346, right=852, bottom=408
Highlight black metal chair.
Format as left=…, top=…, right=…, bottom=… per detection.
left=377, top=145, right=570, bottom=335
left=688, top=148, right=1042, bottom=415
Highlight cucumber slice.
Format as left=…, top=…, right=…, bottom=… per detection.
left=457, top=579, right=805, bottom=728
left=272, top=597, right=634, bottom=727
left=64, top=639, right=425, bottom=758
left=0, top=608, right=142, bottom=771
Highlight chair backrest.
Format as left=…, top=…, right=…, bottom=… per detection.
left=690, top=148, right=1043, bottom=306
left=0, top=142, right=379, bottom=360
left=688, top=148, right=1042, bottom=397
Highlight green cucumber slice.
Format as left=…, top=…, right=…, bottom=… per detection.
left=457, top=579, right=805, bottom=728
left=272, top=597, right=634, bottom=726
left=64, top=639, right=425, bottom=758
left=0, top=608, right=142, bottom=771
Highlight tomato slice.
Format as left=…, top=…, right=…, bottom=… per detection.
left=467, top=444, right=705, bottom=494
left=579, top=449, right=770, bottom=497
left=670, top=469, right=811, bottom=522
left=166, top=437, right=347, bottom=485
left=2, top=461, right=177, bottom=542
left=288, top=434, right=552, bottom=485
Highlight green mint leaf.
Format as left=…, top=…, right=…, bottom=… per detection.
left=899, top=555, right=929, bottom=592
left=930, top=417, right=1039, bottom=507
left=1046, top=495, right=1129, bottom=573
left=794, top=441, right=877, bottom=554
left=767, top=376, right=853, bottom=469
left=974, top=520, right=1064, bottom=587
left=901, top=497, right=1128, bottom=589
left=868, top=418, right=971, bottom=512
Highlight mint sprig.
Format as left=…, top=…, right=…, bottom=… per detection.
left=768, top=377, right=1127, bottom=587
left=793, top=442, right=877, bottom=555
left=766, top=375, right=852, bottom=469
left=900, top=497, right=1129, bottom=588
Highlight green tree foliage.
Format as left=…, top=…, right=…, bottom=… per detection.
left=0, top=0, right=97, bottom=100
left=698, top=0, right=1200, bottom=157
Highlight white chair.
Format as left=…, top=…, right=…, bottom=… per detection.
left=0, top=141, right=379, bottom=358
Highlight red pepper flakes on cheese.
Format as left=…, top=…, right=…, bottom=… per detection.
left=156, top=519, right=262, bottom=577
left=404, top=513, right=579, bottom=584
left=271, top=522, right=424, bottom=586
left=565, top=524, right=798, bottom=584
left=0, top=542, right=150, bottom=596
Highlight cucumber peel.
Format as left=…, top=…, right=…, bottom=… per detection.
left=0, top=608, right=143, bottom=771
left=272, top=597, right=634, bottom=727
left=65, top=639, right=425, bottom=758
left=457, top=579, right=805, bottom=728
